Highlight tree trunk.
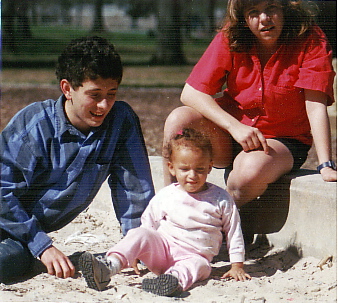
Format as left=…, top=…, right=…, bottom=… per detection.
left=60, top=0, right=72, bottom=25
left=152, top=0, right=186, bottom=65
left=207, top=0, right=216, bottom=33
left=16, top=0, right=32, bottom=39
left=131, top=16, right=138, bottom=29
left=92, top=0, right=105, bottom=33
left=2, top=0, right=16, bottom=51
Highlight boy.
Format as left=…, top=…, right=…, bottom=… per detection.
left=0, top=36, right=154, bottom=282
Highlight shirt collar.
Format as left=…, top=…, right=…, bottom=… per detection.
left=55, top=95, right=84, bottom=138
left=251, top=43, right=283, bottom=57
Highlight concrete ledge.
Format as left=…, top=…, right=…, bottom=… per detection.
left=148, top=156, right=337, bottom=259
left=265, top=172, right=337, bottom=259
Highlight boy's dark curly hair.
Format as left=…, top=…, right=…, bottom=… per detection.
left=56, top=36, right=123, bottom=89
left=164, top=128, right=213, bottom=161
left=222, top=0, right=317, bottom=52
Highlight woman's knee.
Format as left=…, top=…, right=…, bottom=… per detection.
left=227, top=153, right=266, bottom=190
left=164, top=107, right=232, bottom=167
left=227, top=149, right=294, bottom=205
left=164, top=106, right=203, bottom=137
left=231, top=145, right=293, bottom=186
left=226, top=156, right=256, bottom=191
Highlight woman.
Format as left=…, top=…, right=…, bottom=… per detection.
left=163, top=0, right=336, bottom=208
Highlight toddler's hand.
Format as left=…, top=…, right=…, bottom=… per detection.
left=221, top=262, right=251, bottom=282
left=132, top=259, right=140, bottom=275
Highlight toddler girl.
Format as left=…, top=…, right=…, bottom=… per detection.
left=79, top=128, right=250, bottom=296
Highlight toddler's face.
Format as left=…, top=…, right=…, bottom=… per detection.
left=168, top=146, right=213, bottom=194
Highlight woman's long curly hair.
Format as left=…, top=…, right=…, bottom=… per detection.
left=221, top=0, right=318, bottom=52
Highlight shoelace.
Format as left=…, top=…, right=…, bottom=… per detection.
left=96, top=255, right=111, bottom=267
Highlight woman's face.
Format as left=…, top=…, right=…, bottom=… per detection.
left=244, top=1, right=284, bottom=49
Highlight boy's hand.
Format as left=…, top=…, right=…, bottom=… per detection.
left=221, top=262, right=251, bottom=282
left=40, top=245, right=75, bottom=278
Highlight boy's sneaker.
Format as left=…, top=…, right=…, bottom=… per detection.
left=142, top=274, right=182, bottom=297
left=79, top=252, right=120, bottom=291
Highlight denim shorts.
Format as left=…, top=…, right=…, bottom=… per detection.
left=230, top=137, right=311, bottom=171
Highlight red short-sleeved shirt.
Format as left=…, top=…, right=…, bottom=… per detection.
left=186, top=25, right=335, bottom=146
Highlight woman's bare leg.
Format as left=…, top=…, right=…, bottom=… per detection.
left=163, top=106, right=233, bottom=185
left=226, top=139, right=294, bottom=208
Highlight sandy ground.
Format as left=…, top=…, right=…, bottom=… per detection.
left=1, top=86, right=337, bottom=302
left=0, top=190, right=337, bottom=303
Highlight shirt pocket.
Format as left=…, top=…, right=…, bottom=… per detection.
left=267, top=85, right=305, bottom=123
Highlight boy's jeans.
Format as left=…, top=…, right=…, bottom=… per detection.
left=0, top=232, right=35, bottom=283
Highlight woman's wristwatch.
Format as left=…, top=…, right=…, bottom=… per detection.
left=317, top=160, right=337, bottom=173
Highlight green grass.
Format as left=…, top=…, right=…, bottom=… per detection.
left=3, top=25, right=211, bottom=66
left=2, top=66, right=192, bottom=88
left=2, top=25, right=211, bottom=87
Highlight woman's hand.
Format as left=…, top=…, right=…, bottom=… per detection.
left=181, top=83, right=269, bottom=154
left=221, top=262, right=251, bottom=282
left=229, top=122, right=269, bottom=154
left=320, top=167, right=337, bottom=182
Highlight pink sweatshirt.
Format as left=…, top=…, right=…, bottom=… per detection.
left=140, top=183, right=245, bottom=263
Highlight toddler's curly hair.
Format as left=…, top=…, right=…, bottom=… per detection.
left=164, top=128, right=213, bottom=161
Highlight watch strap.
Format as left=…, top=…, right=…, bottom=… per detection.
left=317, top=160, right=337, bottom=173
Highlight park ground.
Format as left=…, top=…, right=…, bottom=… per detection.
left=1, top=63, right=337, bottom=302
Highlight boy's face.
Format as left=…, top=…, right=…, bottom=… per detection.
left=61, top=77, right=119, bottom=135
left=168, top=146, right=213, bottom=194
left=244, top=1, right=284, bottom=49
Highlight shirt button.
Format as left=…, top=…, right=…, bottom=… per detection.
left=258, top=87, right=262, bottom=91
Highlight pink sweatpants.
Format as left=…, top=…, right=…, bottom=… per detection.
left=106, top=227, right=211, bottom=291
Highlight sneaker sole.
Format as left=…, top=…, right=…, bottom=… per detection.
left=142, top=274, right=179, bottom=296
left=79, top=252, right=109, bottom=291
